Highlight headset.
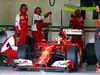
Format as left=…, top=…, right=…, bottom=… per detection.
left=14, top=33, right=20, bottom=42
left=20, top=4, right=28, bottom=12
left=34, top=7, right=42, bottom=13
left=74, top=9, right=81, bottom=15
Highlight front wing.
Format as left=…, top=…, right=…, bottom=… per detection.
left=13, top=59, right=74, bottom=72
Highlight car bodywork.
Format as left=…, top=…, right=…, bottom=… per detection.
left=14, top=29, right=83, bottom=72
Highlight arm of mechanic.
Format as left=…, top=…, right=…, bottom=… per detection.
left=0, top=36, right=18, bottom=53
left=42, top=12, right=52, bottom=26
left=15, top=14, right=21, bottom=33
left=33, top=14, right=44, bottom=20
left=26, top=15, right=29, bottom=36
left=69, top=18, right=77, bottom=29
left=7, top=36, right=18, bottom=51
left=33, top=12, right=52, bottom=20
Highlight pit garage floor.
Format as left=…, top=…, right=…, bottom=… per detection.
left=0, top=63, right=99, bottom=75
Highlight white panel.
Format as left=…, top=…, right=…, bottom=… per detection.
left=85, top=32, right=95, bottom=46
left=63, top=11, right=72, bottom=26
left=85, top=11, right=94, bottom=26
left=64, top=0, right=80, bottom=7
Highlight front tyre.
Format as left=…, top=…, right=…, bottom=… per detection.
left=16, top=44, right=30, bottom=59
left=65, top=46, right=78, bottom=71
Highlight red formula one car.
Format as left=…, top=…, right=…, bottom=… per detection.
left=13, top=29, right=83, bottom=72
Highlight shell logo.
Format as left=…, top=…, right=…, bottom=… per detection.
left=42, top=51, right=49, bottom=55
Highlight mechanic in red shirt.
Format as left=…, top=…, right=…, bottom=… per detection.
left=0, top=33, right=20, bottom=62
left=94, top=2, right=100, bottom=72
left=96, top=3, right=100, bottom=28
left=69, top=9, right=84, bottom=48
left=15, top=4, right=28, bottom=46
left=31, top=7, right=52, bottom=49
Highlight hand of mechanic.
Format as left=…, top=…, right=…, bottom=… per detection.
left=71, top=14, right=74, bottom=18
left=44, top=11, right=52, bottom=18
left=26, top=33, right=30, bottom=36
left=48, top=12, right=52, bottom=14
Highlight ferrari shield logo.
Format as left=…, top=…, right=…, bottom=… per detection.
left=20, top=16, right=24, bottom=19
left=26, top=16, right=28, bottom=18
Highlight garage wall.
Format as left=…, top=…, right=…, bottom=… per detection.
left=0, top=0, right=83, bottom=26
left=0, top=0, right=15, bottom=25
left=0, top=0, right=97, bottom=26
left=0, top=0, right=65, bottom=26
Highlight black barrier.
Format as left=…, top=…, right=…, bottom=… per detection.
left=44, top=29, right=49, bottom=41
left=25, top=36, right=35, bottom=53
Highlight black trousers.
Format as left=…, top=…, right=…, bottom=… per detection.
left=94, top=27, right=100, bottom=64
left=25, top=36, right=35, bottom=53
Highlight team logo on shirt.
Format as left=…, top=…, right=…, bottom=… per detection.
left=26, top=16, right=28, bottom=18
left=20, top=16, right=24, bottom=19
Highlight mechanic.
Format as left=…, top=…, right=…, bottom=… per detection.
left=31, top=7, right=52, bottom=49
left=15, top=4, right=28, bottom=46
left=69, top=9, right=84, bottom=48
left=0, top=33, right=20, bottom=62
left=94, top=2, right=100, bottom=72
